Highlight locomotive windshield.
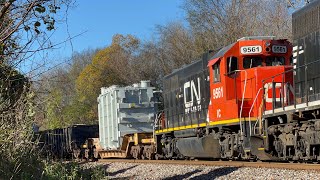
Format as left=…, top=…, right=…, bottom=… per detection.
left=243, top=56, right=286, bottom=69
left=266, top=56, right=284, bottom=66
left=243, top=57, right=263, bottom=69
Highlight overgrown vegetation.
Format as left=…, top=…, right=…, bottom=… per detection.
left=43, top=162, right=105, bottom=180
left=0, top=0, right=106, bottom=179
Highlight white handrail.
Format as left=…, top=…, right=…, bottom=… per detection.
left=153, top=111, right=164, bottom=140
left=248, top=87, right=263, bottom=136
left=235, top=70, right=247, bottom=137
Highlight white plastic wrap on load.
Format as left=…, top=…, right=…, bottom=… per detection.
left=97, top=80, right=156, bottom=150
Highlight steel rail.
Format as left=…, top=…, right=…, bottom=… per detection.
left=98, top=159, right=320, bottom=171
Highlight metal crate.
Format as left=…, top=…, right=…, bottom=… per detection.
left=97, top=81, right=156, bottom=150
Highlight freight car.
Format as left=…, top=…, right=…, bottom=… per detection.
left=261, top=0, right=320, bottom=161
left=38, top=124, right=99, bottom=159
left=95, top=81, right=158, bottom=159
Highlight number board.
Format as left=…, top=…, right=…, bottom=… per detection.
left=272, top=45, right=287, bottom=53
left=240, top=46, right=262, bottom=54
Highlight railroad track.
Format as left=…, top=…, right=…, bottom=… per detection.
left=98, top=159, right=320, bottom=171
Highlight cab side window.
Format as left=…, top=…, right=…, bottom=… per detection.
left=227, top=56, right=238, bottom=74
left=213, top=61, right=221, bottom=83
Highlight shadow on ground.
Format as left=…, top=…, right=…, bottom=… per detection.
left=190, top=167, right=239, bottom=180
left=163, top=169, right=203, bottom=180
left=107, top=165, right=138, bottom=176
left=163, top=167, right=239, bottom=180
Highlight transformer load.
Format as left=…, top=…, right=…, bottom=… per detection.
left=97, top=80, right=157, bottom=159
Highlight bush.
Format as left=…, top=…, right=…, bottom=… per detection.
left=42, top=161, right=106, bottom=180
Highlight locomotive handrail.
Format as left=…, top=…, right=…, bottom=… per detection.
left=261, top=58, right=320, bottom=82
left=153, top=111, right=164, bottom=138
left=261, top=58, right=320, bottom=115
left=234, top=70, right=247, bottom=137
left=249, top=87, right=263, bottom=136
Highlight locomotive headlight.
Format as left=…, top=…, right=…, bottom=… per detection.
left=265, top=42, right=271, bottom=47
left=265, top=42, right=271, bottom=52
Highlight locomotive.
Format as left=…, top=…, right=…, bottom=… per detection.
left=154, top=0, right=320, bottom=161
left=155, top=36, right=293, bottom=160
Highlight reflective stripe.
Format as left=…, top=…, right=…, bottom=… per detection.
left=155, top=117, right=257, bottom=134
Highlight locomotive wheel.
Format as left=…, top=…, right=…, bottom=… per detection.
left=141, top=154, right=146, bottom=160
left=73, top=149, right=80, bottom=160
left=84, top=149, right=89, bottom=160
left=93, top=148, right=99, bottom=159
left=155, top=154, right=162, bottom=160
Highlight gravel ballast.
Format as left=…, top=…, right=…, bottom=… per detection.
left=87, top=162, right=320, bottom=180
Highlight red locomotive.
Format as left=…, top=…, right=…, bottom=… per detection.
left=155, top=36, right=293, bottom=160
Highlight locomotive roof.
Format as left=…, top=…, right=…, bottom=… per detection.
left=292, top=0, right=320, bottom=18
left=164, top=43, right=235, bottom=79
left=210, top=43, right=235, bottom=60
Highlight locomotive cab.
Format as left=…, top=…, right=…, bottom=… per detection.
left=208, top=36, right=293, bottom=136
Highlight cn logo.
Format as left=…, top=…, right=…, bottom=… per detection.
left=183, top=77, right=201, bottom=108
left=264, top=82, right=294, bottom=103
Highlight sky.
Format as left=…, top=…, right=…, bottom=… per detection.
left=21, top=0, right=186, bottom=75
left=53, top=0, right=185, bottom=57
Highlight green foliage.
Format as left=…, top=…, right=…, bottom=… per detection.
left=46, top=88, right=64, bottom=129
left=43, top=161, right=105, bottom=180
left=0, top=64, right=28, bottom=111
left=0, top=64, right=40, bottom=179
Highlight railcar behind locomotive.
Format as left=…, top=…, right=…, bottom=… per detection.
left=38, top=125, right=99, bottom=159
left=262, top=0, right=320, bottom=162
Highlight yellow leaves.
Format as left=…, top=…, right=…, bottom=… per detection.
left=112, top=34, right=140, bottom=51
left=72, top=34, right=141, bottom=122
left=76, top=64, right=103, bottom=102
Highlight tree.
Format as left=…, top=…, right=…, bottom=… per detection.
left=75, top=34, right=141, bottom=123
left=0, top=0, right=72, bottom=65
left=34, top=49, right=97, bottom=129
left=183, top=0, right=293, bottom=50
left=0, top=1, right=73, bottom=178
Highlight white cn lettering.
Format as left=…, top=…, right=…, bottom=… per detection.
left=264, top=82, right=294, bottom=103
left=264, top=83, right=281, bottom=103
left=184, top=81, right=191, bottom=109
left=184, top=78, right=201, bottom=109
